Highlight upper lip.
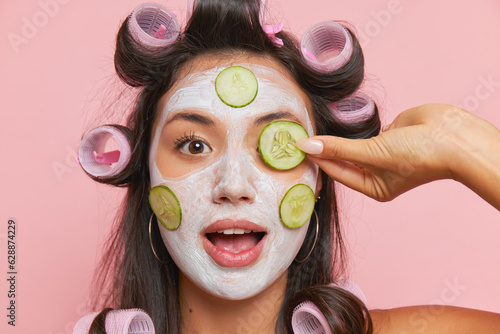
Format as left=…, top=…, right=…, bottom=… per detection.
left=203, top=219, right=267, bottom=234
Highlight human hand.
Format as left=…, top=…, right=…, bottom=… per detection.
left=297, top=104, right=500, bottom=208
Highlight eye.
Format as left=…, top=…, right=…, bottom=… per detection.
left=180, top=140, right=212, bottom=155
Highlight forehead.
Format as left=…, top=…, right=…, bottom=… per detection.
left=156, top=56, right=314, bottom=133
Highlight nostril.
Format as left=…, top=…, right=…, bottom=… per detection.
left=217, top=195, right=252, bottom=203
left=211, top=167, right=257, bottom=204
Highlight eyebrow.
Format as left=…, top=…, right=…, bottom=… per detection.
left=166, top=112, right=216, bottom=127
left=253, top=111, right=301, bottom=127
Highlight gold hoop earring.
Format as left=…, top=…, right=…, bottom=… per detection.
left=295, top=210, right=319, bottom=263
left=149, top=214, right=169, bottom=264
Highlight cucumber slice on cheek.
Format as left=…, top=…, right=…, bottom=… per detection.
left=280, top=184, right=315, bottom=228
left=259, top=120, right=309, bottom=170
left=215, top=66, right=258, bottom=108
left=149, top=185, right=182, bottom=230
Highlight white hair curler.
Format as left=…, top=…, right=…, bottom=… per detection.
left=72, top=308, right=155, bottom=334
left=301, top=21, right=353, bottom=72
left=331, top=92, right=375, bottom=123
left=78, top=125, right=131, bottom=179
left=129, top=3, right=180, bottom=48
left=292, top=301, right=332, bottom=334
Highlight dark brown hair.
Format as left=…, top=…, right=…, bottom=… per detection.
left=87, top=0, right=379, bottom=333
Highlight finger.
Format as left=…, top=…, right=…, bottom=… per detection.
left=307, top=155, right=374, bottom=196
left=297, top=136, right=371, bottom=164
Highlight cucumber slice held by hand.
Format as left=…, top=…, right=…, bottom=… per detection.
left=280, top=184, right=315, bottom=228
left=215, top=66, right=258, bottom=108
left=149, top=185, right=182, bottom=230
left=259, top=120, right=309, bottom=170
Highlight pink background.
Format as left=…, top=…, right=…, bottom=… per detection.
left=1, top=0, right=499, bottom=333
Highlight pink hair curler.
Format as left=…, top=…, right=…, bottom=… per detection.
left=260, top=0, right=284, bottom=47
left=72, top=308, right=155, bottom=334
left=186, top=0, right=199, bottom=18
left=331, top=92, right=375, bottom=123
left=330, top=280, right=368, bottom=305
left=78, top=125, right=131, bottom=179
left=129, top=3, right=180, bottom=48
left=188, top=0, right=283, bottom=46
left=292, top=301, right=332, bottom=334
left=259, top=0, right=268, bottom=24
left=301, top=21, right=353, bottom=72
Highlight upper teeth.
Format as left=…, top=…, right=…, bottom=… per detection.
left=217, top=228, right=252, bottom=235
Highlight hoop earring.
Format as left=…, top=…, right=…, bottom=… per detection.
left=149, top=214, right=169, bottom=264
left=295, top=210, right=319, bottom=263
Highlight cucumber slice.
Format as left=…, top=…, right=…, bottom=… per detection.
left=279, top=184, right=315, bottom=228
left=149, top=185, right=182, bottom=230
left=215, top=66, right=258, bottom=108
left=259, top=120, right=309, bottom=170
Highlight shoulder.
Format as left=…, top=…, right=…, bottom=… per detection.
left=370, top=306, right=500, bottom=334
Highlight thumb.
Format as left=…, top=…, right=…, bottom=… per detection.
left=296, top=136, right=370, bottom=163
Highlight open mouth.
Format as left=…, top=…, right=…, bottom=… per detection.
left=203, top=222, right=267, bottom=267
left=206, top=229, right=266, bottom=254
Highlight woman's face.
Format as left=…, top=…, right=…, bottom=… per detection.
left=149, top=54, right=319, bottom=300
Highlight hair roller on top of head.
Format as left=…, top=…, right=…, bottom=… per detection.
left=78, top=125, right=131, bottom=179
left=292, top=301, right=332, bottom=334
left=128, top=2, right=180, bottom=48
left=301, top=21, right=353, bottom=72
left=331, top=92, right=375, bottom=123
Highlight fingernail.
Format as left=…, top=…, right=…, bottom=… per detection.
left=296, top=138, right=323, bottom=155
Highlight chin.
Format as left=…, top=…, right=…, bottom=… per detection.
left=165, top=222, right=308, bottom=301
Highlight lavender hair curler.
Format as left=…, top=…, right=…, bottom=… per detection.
left=78, top=125, right=131, bottom=179
left=300, top=21, right=353, bottom=72
left=330, top=280, right=368, bottom=305
left=72, top=308, right=155, bottom=334
left=128, top=3, right=180, bottom=48
left=292, top=301, right=332, bottom=334
left=331, top=92, right=375, bottom=123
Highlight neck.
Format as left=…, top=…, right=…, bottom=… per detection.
left=179, top=271, right=288, bottom=334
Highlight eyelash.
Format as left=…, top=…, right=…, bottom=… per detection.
left=172, top=132, right=263, bottom=158
left=173, top=131, right=211, bottom=156
left=173, top=131, right=198, bottom=148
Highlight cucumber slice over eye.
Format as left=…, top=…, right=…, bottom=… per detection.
left=215, top=66, right=258, bottom=108
left=259, top=120, right=309, bottom=170
left=149, top=185, right=182, bottom=230
left=280, top=184, right=315, bottom=228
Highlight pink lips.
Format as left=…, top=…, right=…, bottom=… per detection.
left=203, top=220, right=267, bottom=268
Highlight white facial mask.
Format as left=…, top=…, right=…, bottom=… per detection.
left=149, top=64, right=318, bottom=300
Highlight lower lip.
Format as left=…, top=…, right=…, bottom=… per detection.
left=203, top=235, right=266, bottom=268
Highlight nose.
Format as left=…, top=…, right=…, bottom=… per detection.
left=211, top=151, right=257, bottom=204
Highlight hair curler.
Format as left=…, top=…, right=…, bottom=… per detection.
left=301, top=21, right=353, bottom=72
left=72, top=308, right=155, bottom=334
left=187, top=0, right=195, bottom=18
left=330, top=280, right=368, bottom=305
left=128, top=3, right=180, bottom=48
left=292, top=301, right=332, bottom=334
left=188, top=0, right=268, bottom=22
left=331, top=92, right=375, bottom=123
left=78, top=125, right=131, bottom=179
left=259, top=0, right=268, bottom=24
